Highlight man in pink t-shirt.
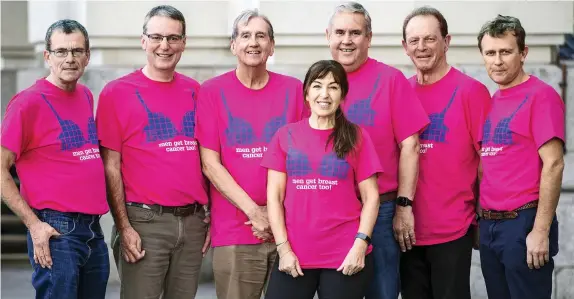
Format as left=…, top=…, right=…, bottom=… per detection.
left=326, top=3, right=430, bottom=299
left=477, top=15, right=565, bottom=299
left=1, top=20, right=109, bottom=298
left=195, top=9, right=308, bottom=299
left=399, top=7, right=492, bottom=299
left=95, top=6, right=209, bottom=299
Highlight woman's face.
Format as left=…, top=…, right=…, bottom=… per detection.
left=306, top=72, right=342, bottom=118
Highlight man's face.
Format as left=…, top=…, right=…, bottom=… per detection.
left=231, top=17, right=275, bottom=68
left=141, top=16, right=186, bottom=72
left=402, top=15, right=450, bottom=73
left=44, top=30, right=90, bottom=84
left=327, top=12, right=372, bottom=72
left=480, top=32, right=528, bottom=88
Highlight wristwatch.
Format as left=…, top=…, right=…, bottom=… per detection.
left=355, top=232, right=372, bottom=245
left=396, top=196, right=413, bottom=207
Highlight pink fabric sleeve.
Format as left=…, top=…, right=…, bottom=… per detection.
left=354, top=128, right=384, bottom=183
left=531, top=92, right=565, bottom=149
left=295, top=81, right=311, bottom=120
left=1, top=96, right=29, bottom=159
left=261, top=127, right=287, bottom=172
left=390, top=73, right=430, bottom=143
left=466, top=83, right=492, bottom=151
left=195, top=87, right=221, bottom=153
left=95, top=85, right=123, bottom=153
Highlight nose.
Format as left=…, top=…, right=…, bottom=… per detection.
left=320, top=86, right=329, bottom=98
left=248, top=35, right=259, bottom=47
left=416, top=39, right=427, bottom=51
left=64, top=51, right=75, bottom=63
left=159, top=37, right=170, bottom=49
left=342, top=32, right=352, bottom=45
left=494, top=53, right=503, bottom=66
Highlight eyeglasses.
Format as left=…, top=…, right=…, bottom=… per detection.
left=49, top=48, right=87, bottom=58
left=145, top=34, right=185, bottom=44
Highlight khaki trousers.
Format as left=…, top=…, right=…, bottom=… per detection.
left=213, top=243, right=277, bottom=299
left=111, top=204, right=208, bottom=299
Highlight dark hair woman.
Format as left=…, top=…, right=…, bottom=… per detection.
left=261, top=60, right=382, bottom=299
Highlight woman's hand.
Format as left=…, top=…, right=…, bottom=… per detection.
left=279, top=249, right=304, bottom=278
left=337, top=239, right=368, bottom=275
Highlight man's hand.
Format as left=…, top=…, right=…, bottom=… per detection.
left=251, top=225, right=274, bottom=242
left=29, top=221, right=61, bottom=269
left=120, top=226, right=145, bottom=263
left=393, top=206, right=416, bottom=252
left=526, top=229, right=550, bottom=269
left=245, top=205, right=270, bottom=233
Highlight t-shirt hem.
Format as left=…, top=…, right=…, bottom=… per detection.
left=414, top=229, right=470, bottom=246
left=98, top=140, right=122, bottom=153
left=211, top=239, right=266, bottom=247
left=1, top=143, right=21, bottom=160
left=535, top=134, right=565, bottom=150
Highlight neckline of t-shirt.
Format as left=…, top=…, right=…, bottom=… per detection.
left=413, top=66, right=456, bottom=90
left=345, top=57, right=376, bottom=80
left=136, top=68, right=180, bottom=87
left=38, top=78, right=81, bottom=98
left=230, top=69, right=275, bottom=93
left=305, top=118, right=335, bottom=134
left=497, top=75, right=535, bottom=97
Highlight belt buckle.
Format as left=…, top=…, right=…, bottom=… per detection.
left=482, top=210, right=491, bottom=220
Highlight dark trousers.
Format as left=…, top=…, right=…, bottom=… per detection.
left=399, top=228, right=473, bottom=299
left=27, top=209, right=110, bottom=299
left=265, top=254, right=374, bottom=299
left=479, top=208, right=558, bottom=299
left=365, top=200, right=400, bottom=299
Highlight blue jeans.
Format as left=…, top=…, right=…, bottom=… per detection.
left=365, top=200, right=400, bottom=299
left=26, top=209, right=110, bottom=299
left=479, top=208, right=559, bottom=299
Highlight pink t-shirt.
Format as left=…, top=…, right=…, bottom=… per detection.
left=196, top=70, right=309, bottom=247
left=261, top=119, right=382, bottom=269
left=409, top=68, right=491, bottom=245
left=343, top=58, right=429, bottom=194
left=96, top=70, right=208, bottom=206
left=480, top=76, right=565, bottom=211
left=1, top=79, right=108, bottom=215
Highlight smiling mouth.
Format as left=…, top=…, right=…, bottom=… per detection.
left=246, top=51, right=261, bottom=55
left=340, top=49, right=354, bottom=53
left=317, top=101, right=332, bottom=108
left=156, top=53, right=173, bottom=58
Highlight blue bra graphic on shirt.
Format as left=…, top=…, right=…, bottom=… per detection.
left=42, top=90, right=98, bottom=151
left=285, top=128, right=350, bottom=179
left=483, top=96, right=528, bottom=145
left=135, top=90, right=197, bottom=142
left=420, top=87, right=458, bottom=143
left=346, top=74, right=381, bottom=127
left=220, top=89, right=289, bottom=146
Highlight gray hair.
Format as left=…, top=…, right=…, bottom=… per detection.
left=143, top=5, right=186, bottom=36
left=45, top=19, right=90, bottom=51
left=231, top=9, right=275, bottom=41
left=329, top=1, right=372, bottom=35
left=477, top=15, right=526, bottom=52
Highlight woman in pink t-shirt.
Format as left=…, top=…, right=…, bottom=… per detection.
left=261, top=60, right=382, bottom=299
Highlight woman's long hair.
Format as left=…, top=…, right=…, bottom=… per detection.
left=303, top=60, right=358, bottom=159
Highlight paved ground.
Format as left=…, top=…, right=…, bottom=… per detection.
left=1, top=262, right=218, bottom=299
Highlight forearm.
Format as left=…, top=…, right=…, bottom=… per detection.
left=104, top=166, right=130, bottom=230
left=397, top=141, right=420, bottom=200
left=203, top=160, right=258, bottom=214
left=1, top=169, right=40, bottom=228
left=358, top=191, right=380, bottom=238
left=268, top=190, right=288, bottom=246
left=534, top=162, right=564, bottom=232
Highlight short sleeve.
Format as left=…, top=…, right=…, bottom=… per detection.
left=1, top=96, right=29, bottom=159
left=195, top=86, right=221, bottom=153
left=465, top=82, right=492, bottom=151
left=354, top=128, right=383, bottom=183
left=95, top=85, right=123, bottom=153
left=261, top=127, right=287, bottom=173
left=390, top=72, right=430, bottom=143
left=530, top=92, right=565, bottom=149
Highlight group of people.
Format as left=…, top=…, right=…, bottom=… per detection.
left=0, top=1, right=565, bottom=299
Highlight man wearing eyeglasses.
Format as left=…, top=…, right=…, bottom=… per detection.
left=96, top=5, right=210, bottom=299
left=1, top=19, right=110, bottom=298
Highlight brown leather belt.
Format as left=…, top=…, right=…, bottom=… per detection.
left=480, top=201, right=538, bottom=220
left=379, top=191, right=398, bottom=204
left=126, top=202, right=202, bottom=217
